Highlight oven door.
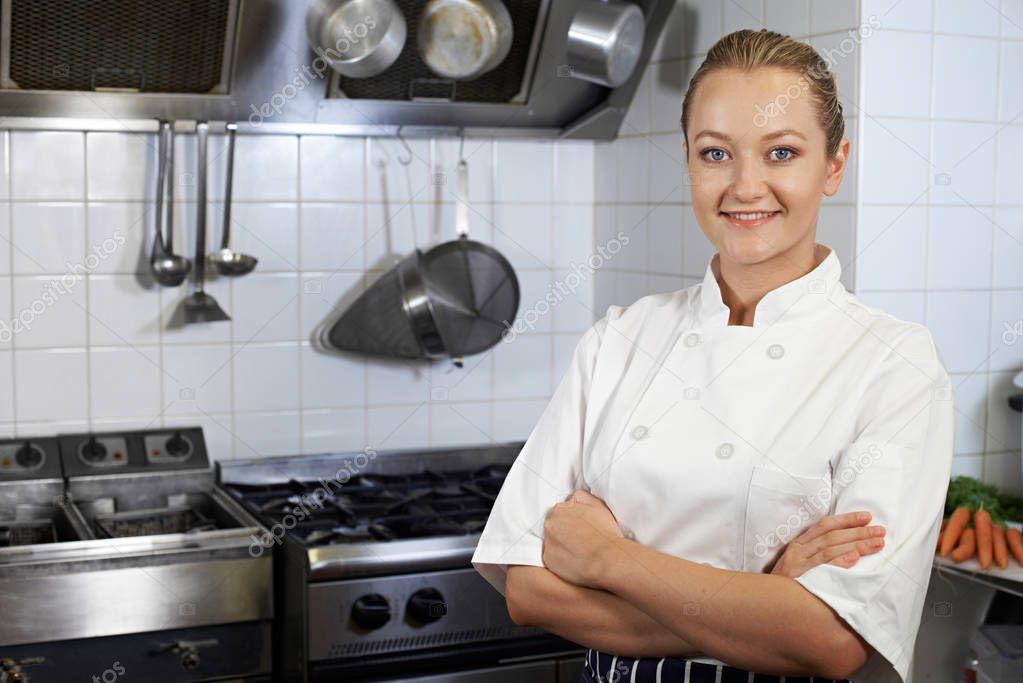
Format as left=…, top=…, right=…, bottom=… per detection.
left=352, top=656, right=585, bottom=682
left=388, top=659, right=557, bottom=682
left=310, top=635, right=586, bottom=682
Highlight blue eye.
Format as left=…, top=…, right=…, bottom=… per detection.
left=771, top=147, right=797, bottom=161
left=700, top=148, right=728, bottom=162
left=698, top=146, right=799, bottom=163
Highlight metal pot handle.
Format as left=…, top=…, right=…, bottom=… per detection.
left=455, top=131, right=470, bottom=239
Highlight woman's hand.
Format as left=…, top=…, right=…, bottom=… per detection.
left=542, top=490, right=624, bottom=588
left=768, top=511, right=886, bottom=577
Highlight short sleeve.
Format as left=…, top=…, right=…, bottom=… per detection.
left=471, top=318, right=605, bottom=597
left=793, top=326, right=954, bottom=683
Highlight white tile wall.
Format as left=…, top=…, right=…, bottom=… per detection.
left=0, top=130, right=596, bottom=460
left=856, top=0, right=1023, bottom=490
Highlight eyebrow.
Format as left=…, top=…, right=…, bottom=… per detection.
left=693, top=128, right=807, bottom=143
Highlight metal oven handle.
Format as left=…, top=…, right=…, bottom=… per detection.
left=151, top=638, right=219, bottom=671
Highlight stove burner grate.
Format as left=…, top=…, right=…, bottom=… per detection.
left=225, top=463, right=511, bottom=546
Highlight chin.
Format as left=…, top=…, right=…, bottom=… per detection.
left=716, top=233, right=778, bottom=266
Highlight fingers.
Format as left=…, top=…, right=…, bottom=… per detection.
left=817, top=525, right=886, bottom=549
left=569, top=489, right=603, bottom=506
left=816, top=537, right=885, bottom=566
left=794, top=510, right=873, bottom=545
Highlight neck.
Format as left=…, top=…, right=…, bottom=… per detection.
left=714, top=239, right=826, bottom=326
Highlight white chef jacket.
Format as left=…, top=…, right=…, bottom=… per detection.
left=471, top=245, right=954, bottom=683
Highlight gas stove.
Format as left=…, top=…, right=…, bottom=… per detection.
left=226, top=464, right=508, bottom=547
left=219, top=444, right=586, bottom=683
left=0, top=427, right=273, bottom=683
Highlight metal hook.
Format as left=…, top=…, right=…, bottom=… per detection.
left=396, top=125, right=413, bottom=165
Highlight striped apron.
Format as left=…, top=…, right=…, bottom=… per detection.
left=579, top=648, right=853, bottom=683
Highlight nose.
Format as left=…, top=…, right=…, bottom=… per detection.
left=728, top=155, right=769, bottom=202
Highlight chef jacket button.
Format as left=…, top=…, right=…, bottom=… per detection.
left=684, top=332, right=701, bottom=347
left=683, top=387, right=700, bottom=400
left=716, top=442, right=734, bottom=459
left=767, top=343, right=785, bottom=359
left=630, top=425, right=649, bottom=440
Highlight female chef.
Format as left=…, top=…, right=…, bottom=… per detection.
left=471, top=28, right=953, bottom=683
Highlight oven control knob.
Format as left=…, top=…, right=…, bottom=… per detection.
left=407, top=588, right=446, bottom=624
left=15, top=442, right=43, bottom=469
left=80, top=437, right=107, bottom=463
left=351, top=593, right=391, bottom=630
left=165, top=432, right=192, bottom=458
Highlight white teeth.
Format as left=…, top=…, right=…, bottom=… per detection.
left=728, top=212, right=776, bottom=220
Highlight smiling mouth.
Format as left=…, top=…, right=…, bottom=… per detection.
left=720, top=211, right=781, bottom=228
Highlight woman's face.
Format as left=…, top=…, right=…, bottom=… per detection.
left=683, top=66, right=849, bottom=268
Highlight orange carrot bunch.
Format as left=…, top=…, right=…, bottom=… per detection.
left=937, top=504, right=1023, bottom=568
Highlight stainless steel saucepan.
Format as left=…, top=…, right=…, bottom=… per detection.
left=417, top=0, right=513, bottom=81
left=566, top=0, right=646, bottom=88
left=306, top=0, right=407, bottom=78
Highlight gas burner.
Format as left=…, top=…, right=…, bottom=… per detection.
left=225, top=464, right=512, bottom=547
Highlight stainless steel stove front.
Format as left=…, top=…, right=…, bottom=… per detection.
left=219, top=443, right=586, bottom=683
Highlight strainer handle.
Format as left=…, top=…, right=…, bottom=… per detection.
left=456, top=159, right=469, bottom=238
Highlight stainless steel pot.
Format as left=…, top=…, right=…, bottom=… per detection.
left=566, top=0, right=646, bottom=88
left=418, top=0, right=513, bottom=81
left=306, top=0, right=407, bottom=78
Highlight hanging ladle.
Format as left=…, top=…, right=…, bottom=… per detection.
left=208, top=123, right=257, bottom=277
left=177, top=121, right=230, bottom=324
left=150, top=121, right=192, bottom=287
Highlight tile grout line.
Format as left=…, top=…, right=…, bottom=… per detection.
left=362, top=136, right=371, bottom=449
left=296, top=133, right=304, bottom=456
left=82, top=131, right=93, bottom=429
left=6, top=130, right=15, bottom=430
left=984, top=0, right=1006, bottom=469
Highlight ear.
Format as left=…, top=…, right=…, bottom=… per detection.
left=823, top=137, right=851, bottom=197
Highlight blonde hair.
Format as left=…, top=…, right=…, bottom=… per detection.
left=680, top=29, right=845, bottom=158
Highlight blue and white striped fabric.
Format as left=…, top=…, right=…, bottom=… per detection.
left=579, top=648, right=853, bottom=683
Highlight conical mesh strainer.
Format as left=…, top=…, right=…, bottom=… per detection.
left=322, top=147, right=518, bottom=361
left=419, top=237, right=519, bottom=358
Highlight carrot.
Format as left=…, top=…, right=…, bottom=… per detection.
left=975, top=508, right=994, bottom=569
left=1007, top=528, right=1023, bottom=566
left=951, top=528, right=976, bottom=563
left=941, top=506, right=971, bottom=557
left=993, top=525, right=1009, bottom=569
left=937, top=518, right=948, bottom=552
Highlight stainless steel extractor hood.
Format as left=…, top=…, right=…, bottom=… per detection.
left=0, top=0, right=675, bottom=139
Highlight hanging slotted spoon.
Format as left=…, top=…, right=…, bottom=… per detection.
left=177, top=121, right=230, bottom=324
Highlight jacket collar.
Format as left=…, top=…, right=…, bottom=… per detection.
left=695, top=244, right=843, bottom=328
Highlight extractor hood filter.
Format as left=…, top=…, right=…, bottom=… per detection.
left=330, top=0, right=543, bottom=103
left=2, top=0, right=238, bottom=93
